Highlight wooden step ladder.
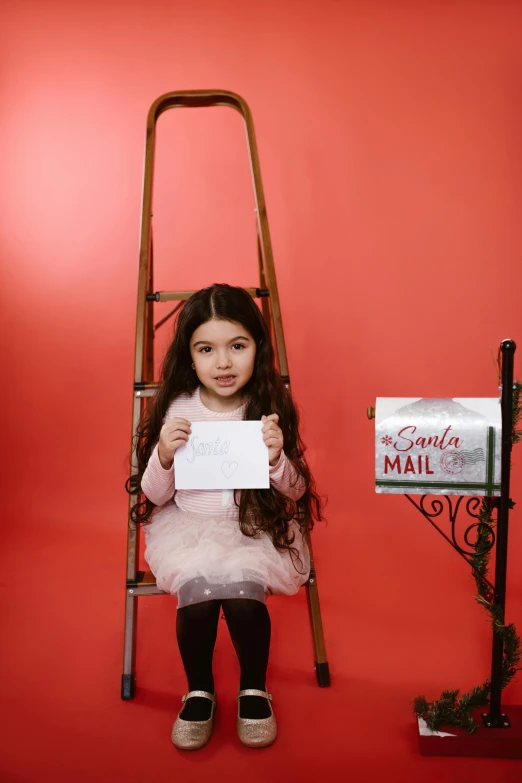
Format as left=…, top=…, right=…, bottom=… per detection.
left=122, top=90, right=330, bottom=700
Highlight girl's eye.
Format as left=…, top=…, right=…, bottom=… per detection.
left=197, top=343, right=245, bottom=353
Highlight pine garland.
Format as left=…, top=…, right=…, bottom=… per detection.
left=412, top=380, right=522, bottom=734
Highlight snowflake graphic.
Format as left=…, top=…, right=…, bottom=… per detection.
left=381, top=435, right=393, bottom=446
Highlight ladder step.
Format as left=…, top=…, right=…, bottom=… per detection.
left=147, top=288, right=269, bottom=302
left=126, top=570, right=164, bottom=596
left=134, top=381, right=159, bottom=397
left=127, top=569, right=156, bottom=586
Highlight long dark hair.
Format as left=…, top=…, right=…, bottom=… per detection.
left=127, top=283, right=323, bottom=569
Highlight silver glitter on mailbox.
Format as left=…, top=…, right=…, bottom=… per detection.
left=375, top=398, right=502, bottom=496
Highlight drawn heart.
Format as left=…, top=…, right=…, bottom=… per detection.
left=221, top=461, right=238, bottom=479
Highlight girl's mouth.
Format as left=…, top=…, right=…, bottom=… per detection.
left=215, top=375, right=236, bottom=387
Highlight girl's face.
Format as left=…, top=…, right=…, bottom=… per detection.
left=189, top=318, right=256, bottom=404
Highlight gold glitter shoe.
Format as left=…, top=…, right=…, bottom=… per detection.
left=171, top=690, right=216, bottom=750
left=236, top=689, right=277, bottom=748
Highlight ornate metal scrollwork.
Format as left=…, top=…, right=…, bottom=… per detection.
left=406, top=494, right=496, bottom=589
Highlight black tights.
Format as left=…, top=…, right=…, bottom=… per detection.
left=176, top=598, right=272, bottom=720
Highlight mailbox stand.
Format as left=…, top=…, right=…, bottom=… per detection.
left=486, top=339, right=515, bottom=729
left=373, top=340, right=522, bottom=757
left=412, top=341, right=521, bottom=757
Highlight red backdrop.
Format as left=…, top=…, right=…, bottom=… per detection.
left=1, top=1, right=522, bottom=780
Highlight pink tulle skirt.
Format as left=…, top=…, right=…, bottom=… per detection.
left=144, top=502, right=310, bottom=599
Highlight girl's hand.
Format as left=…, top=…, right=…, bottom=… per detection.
left=262, top=414, right=284, bottom=467
left=158, top=417, right=191, bottom=469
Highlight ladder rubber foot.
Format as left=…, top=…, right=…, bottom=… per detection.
left=121, top=673, right=136, bottom=700
left=315, top=662, right=331, bottom=687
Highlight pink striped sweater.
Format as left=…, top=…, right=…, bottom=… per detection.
left=141, top=386, right=306, bottom=517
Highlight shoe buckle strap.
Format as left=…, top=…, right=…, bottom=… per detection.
left=182, top=690, right=216, bottom=704
left=237, top=689, right=272, bottom=701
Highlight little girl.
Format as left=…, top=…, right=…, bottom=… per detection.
left=129, top=283, right=322, bottom=750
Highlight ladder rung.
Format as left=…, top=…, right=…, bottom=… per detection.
left=126, top=570, right=165, bottom=596
left=134, top=388, right=157, bottom=398
left=134, top=382, right=159, bottom=397
left=146, top=288, right=269, bottom=302
left=127, top=569, right=156, bottom=586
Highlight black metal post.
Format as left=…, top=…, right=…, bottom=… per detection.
left=485, top=338, right=516, bottom=728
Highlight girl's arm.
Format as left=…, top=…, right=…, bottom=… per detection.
left=269, top=451, right=306, bottom=501
left=141, top=415, right=192, bottom=507
left=141, top=443, right=175, bottom=506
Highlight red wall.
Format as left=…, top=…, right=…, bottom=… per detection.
left=2, top=1, right=522, bottom=779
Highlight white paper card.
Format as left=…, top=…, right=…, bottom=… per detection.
left=174, top=421, right=270, bottom=489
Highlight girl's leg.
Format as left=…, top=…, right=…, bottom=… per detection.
left=176, top=599, right=221, bottom=720
left=221, top=598, right=272, bottom=719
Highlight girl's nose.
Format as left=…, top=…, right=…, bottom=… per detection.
left=216, top=352, right=232, bottom=369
